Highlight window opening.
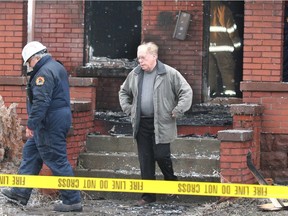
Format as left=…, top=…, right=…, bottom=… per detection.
left=85, top=1, right=141, bottom=66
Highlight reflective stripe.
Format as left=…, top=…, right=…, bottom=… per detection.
left=234, top=42, right=241, bottom=48
left=227, top=24, right=237, bottom=34
left=209, top=45, right=235, bottom=52
left=210, top=24, right=237, bottom=34
left=210, top=26, right=227, bottom=32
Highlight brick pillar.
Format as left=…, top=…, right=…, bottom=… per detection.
left=218, top=104, right=264, bottom=184
left=68, top=100, right=94, bottom=167
left=230, top=104, right=264, bottom=169
left=218, top=130, right=254, bottom=184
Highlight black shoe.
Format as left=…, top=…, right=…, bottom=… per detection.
left=1, top=188, right=28, bottom=205
left=53, top=202, right=83, bottom=212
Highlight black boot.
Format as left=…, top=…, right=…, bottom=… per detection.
left=1, top=188, right=28, bottom=205
left=53, top=202, right=83, bottom=212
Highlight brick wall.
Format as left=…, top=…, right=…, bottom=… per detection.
left=69, top=77, right=98, bottom=114
left=241, top=1, right=288, bottom=182
left=0, top=77, right=27, bottom=124
left=261, top=133, right=288, bottom=184
left=67, top=101, right=95, bottom=167
left=0, top=1, right=26, bottom=76
left=243, top=1, right=283, bottom=82
left=0, top=0, right=84, bottom=74
left=34, top=0, right=84, bottom=73
left=0, top=0, right=86, bottom=110
left=75, top=67, right=131, bottom=111
left=96, top=77, right=125, bottom=111
left=142, top=0, right=203, bottom=104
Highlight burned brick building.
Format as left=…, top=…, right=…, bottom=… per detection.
left=1, top=1, right=288, bottom=184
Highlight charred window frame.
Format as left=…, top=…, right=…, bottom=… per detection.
left=84, top=1, right=141, bottom=63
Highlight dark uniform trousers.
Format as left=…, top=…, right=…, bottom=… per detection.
left=12, top=107, right=81, bottom=205
left=209, top=52, right=236, bottom=95
left=136, top=118, right=177, bottom=202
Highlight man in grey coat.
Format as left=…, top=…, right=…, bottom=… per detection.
left=119, top=42, right=193, bottom=205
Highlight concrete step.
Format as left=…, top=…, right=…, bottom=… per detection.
left=86, top=134, right=220, bottom=156
left=75, top=169, right=219, bottom=181
left=78, top=152, right=219, bottom=176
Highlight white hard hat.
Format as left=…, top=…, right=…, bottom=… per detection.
left=22, top=41, right=47, bottom=65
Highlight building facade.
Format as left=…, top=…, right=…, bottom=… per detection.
left=1, top=0, right=288, bottom=183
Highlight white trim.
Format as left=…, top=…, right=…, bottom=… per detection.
left=27, top=0, right=36, bottom=42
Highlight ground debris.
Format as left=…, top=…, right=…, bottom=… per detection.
left=94, top=103, right=233, bottom=137
left=95, top=103, right=233, bottom=127
left=2, top=191, right=288, bottom=216
left=0, top=95, right=23, bottom=165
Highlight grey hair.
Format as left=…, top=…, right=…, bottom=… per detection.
left=138, top=42, right=158, bottom=56
left=33, top=51, right=51, bottom=60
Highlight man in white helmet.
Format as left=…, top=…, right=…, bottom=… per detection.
left=1, top=41, right=82, bottom=212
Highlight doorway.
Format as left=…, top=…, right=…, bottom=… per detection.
left=203, top=1, right=244, bottom=100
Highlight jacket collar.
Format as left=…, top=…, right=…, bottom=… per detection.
left=134, top=60, right=166, bottom=75
left=28, top=55, right=52, bottom=77
left=33, top=55, right=52, bottom=72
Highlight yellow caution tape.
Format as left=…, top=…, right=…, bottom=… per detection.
left=0, top=174, right=288, bottom=199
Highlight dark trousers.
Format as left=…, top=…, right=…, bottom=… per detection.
left=209, top=52, right=236, bottom=95
left=136, top=118, right=177, bottom=202
left=12, top=107, right=81, bottom=205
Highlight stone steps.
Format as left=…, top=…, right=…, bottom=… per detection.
left=75, top=135, right=221, bottom=203
left=85, top=135, right=220, bottom=155
left=79, top=152, right=219, bottom=176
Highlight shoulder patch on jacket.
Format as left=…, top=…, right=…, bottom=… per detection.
left=35, top=76, right=45, bottom=86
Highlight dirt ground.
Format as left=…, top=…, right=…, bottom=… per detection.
left=1, top=162, right=288, bottom=216
left=1, top=191, right=288, bottom=216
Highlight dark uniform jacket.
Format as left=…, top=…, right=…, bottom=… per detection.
left=26, top=55, right=71, bottom=130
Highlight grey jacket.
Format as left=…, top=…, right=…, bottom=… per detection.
left=119, top=60, right=193, bottom=144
